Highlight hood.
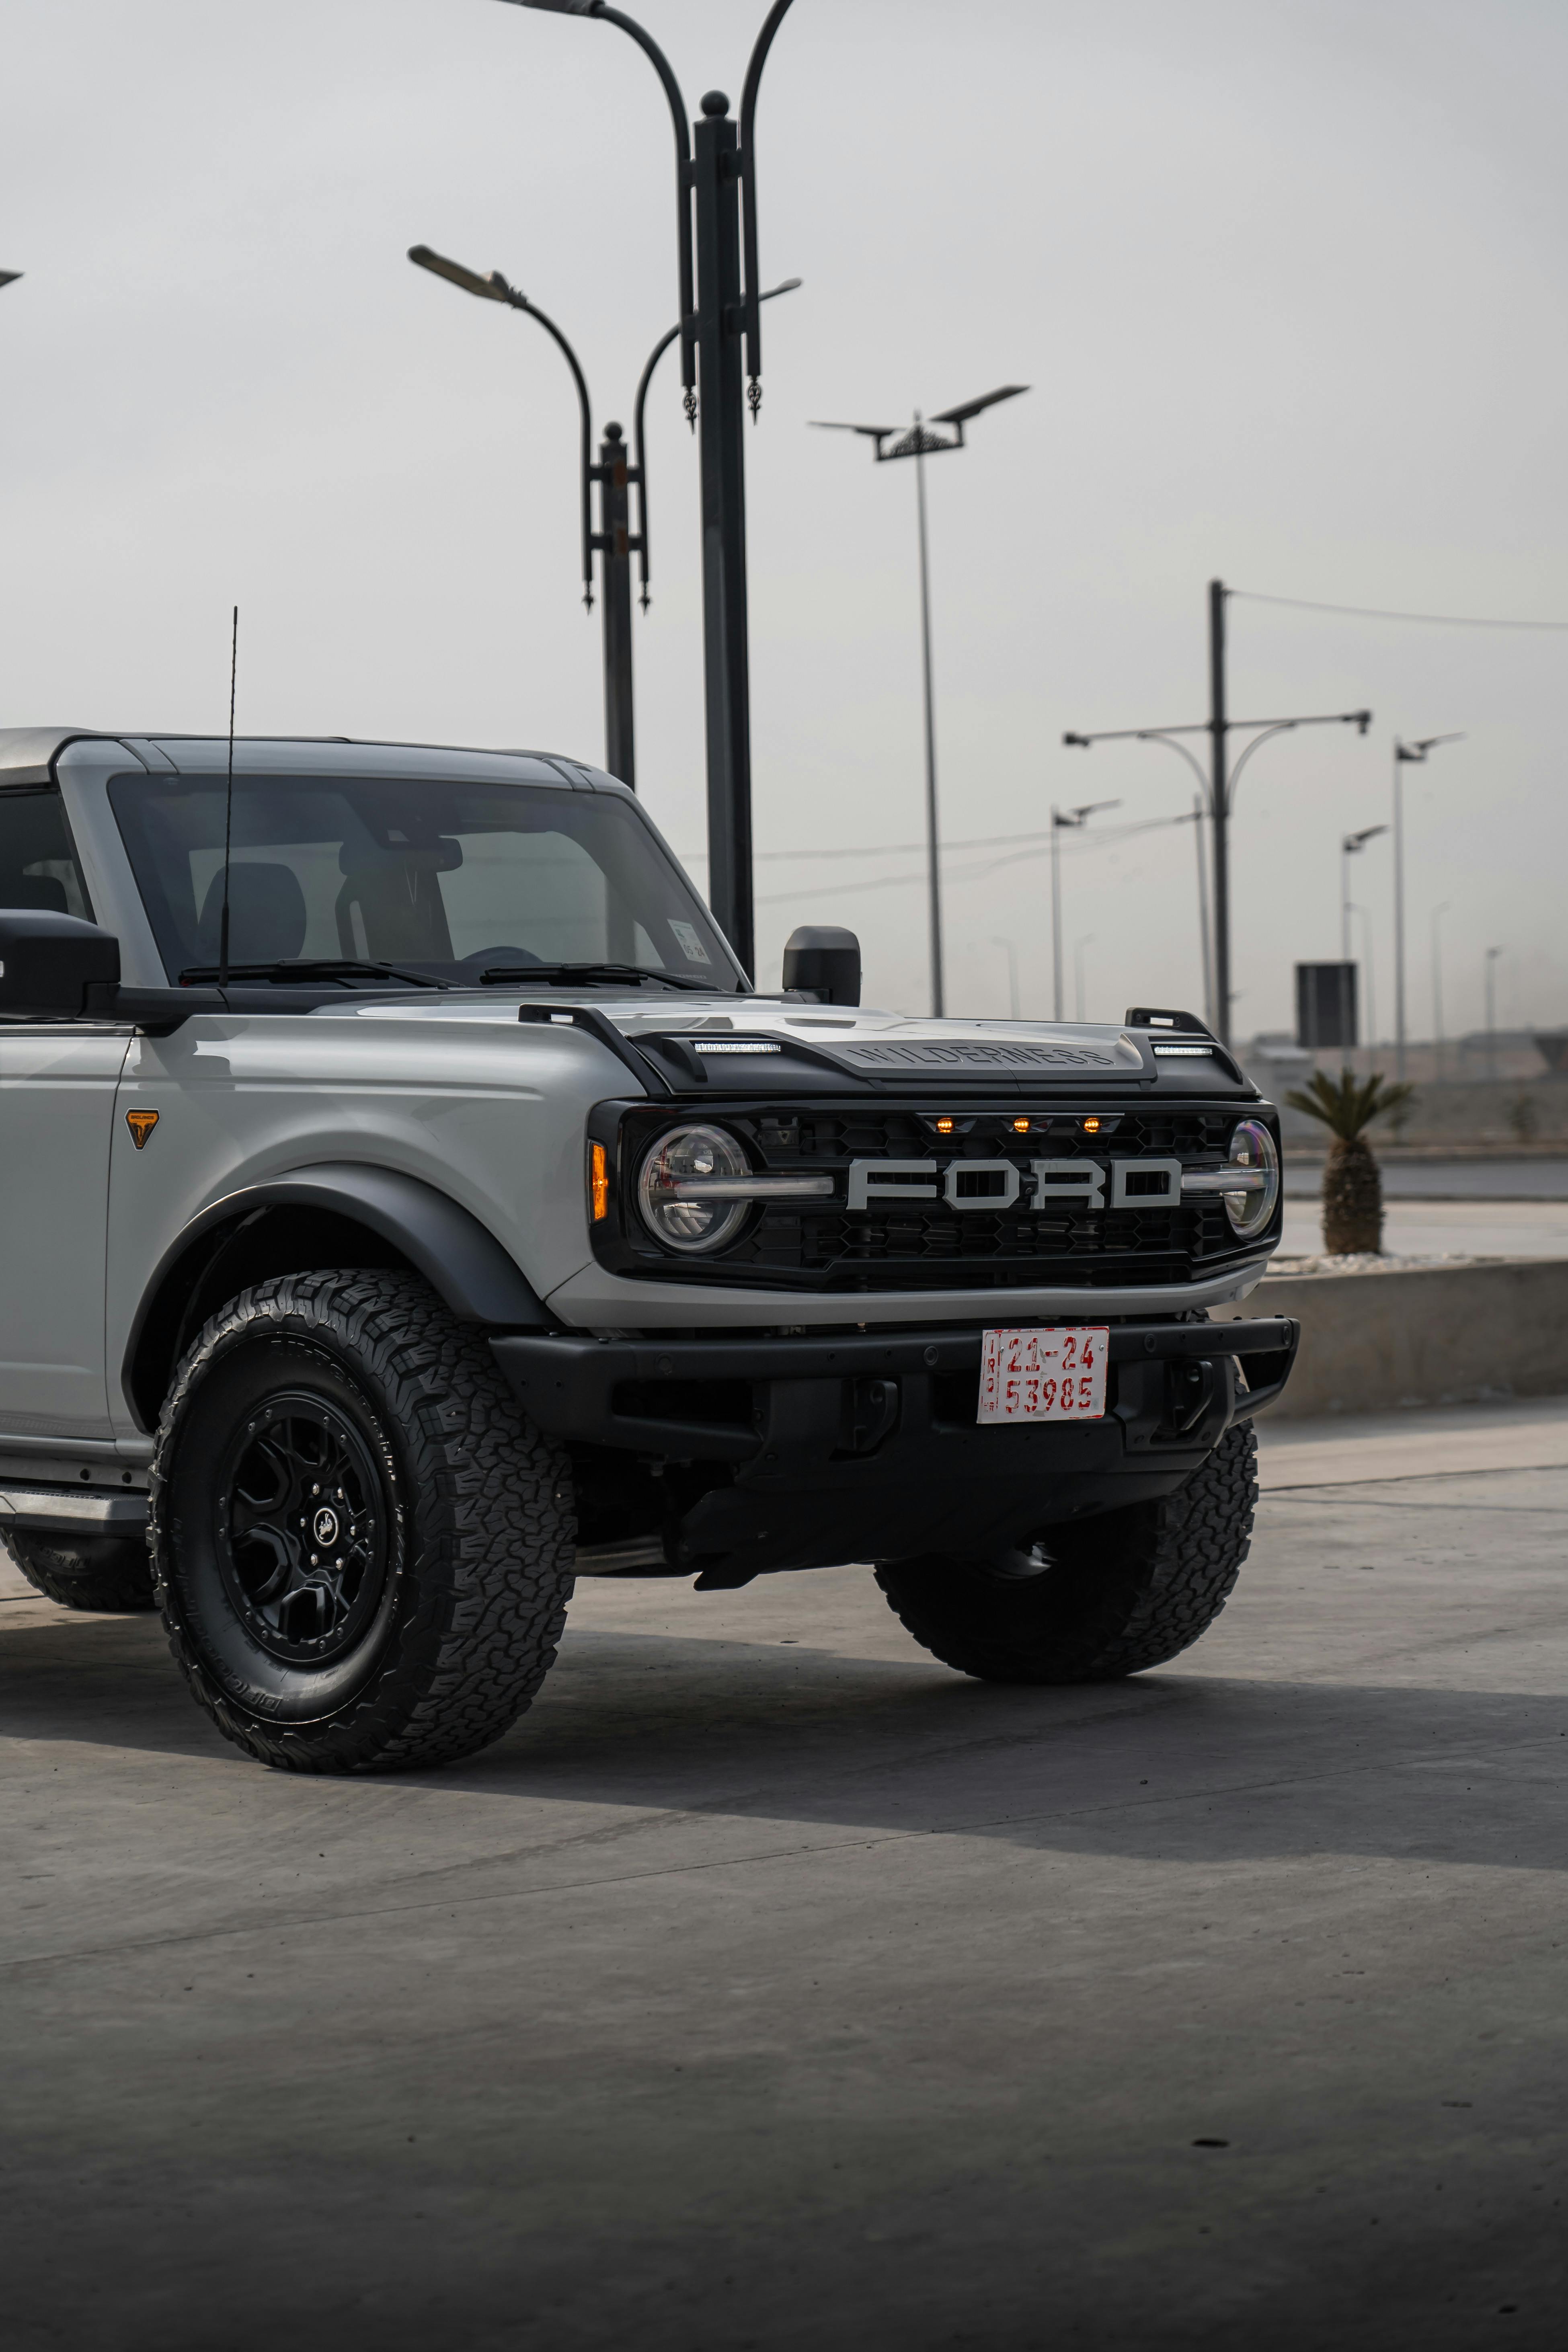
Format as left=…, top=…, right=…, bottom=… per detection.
left=346, top=990, right=1254, bottom=1097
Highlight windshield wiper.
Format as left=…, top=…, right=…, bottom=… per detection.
left=476, top=961, right=727, bottom=994
left=179, top=959, right=453, bottom=991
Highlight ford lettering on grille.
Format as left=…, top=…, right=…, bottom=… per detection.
left=844, top=1156, right=1182, bottom=1211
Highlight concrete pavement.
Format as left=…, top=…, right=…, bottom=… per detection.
left=4, top=1406, right=1567, bottom=2350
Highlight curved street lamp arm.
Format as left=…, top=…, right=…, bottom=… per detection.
left=1065, top=725, right=1214, bottom=807
left=739, top=0, right=799, bottom=406
left=499, top=284, right=596, bottom=608
left=632, top=321, right=682, bottom=609
left=1223, top=720, right=1299, bottom=812
left=1133, top=730, right=1215, bottom=807
left=597, top=6, right=698, bottom=402
left=632, top=280, right=799, bottom=610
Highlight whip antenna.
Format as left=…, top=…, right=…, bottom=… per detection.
left=218, top=605, right=238, bottom=991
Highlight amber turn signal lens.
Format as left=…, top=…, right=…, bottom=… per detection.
left=1012, top=1118, right=1030, bottom=1134
left=1081, top=1116, right=1102, bottom=1135
left=589, top=1142, right=609, bottom=1222
left=935, top=1116, right=955, bottom=1135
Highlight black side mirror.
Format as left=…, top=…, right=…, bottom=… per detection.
left=783, top=926, right=862, bottom=1007
left=0, top=911, right=121, bottom=1018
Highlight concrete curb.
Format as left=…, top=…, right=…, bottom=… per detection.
left=1215, top=1257, right=1568, bottom=1418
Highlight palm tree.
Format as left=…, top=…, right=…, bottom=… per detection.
left=1283, top=1069, right=1416, bottom=1255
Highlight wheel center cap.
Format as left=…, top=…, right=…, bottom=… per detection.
left=312, top=1506, right=341, bottom=1549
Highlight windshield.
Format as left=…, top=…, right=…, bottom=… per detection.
left=108, top=772, right=741, bottom=990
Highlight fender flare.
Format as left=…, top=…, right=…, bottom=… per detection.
left=123, top=1163, right=552, bottom=1428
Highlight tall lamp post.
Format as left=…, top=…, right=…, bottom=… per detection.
left=1066, top=579, right=1371, bottom=1047
left=1431, top=901, right=1451, bottom=1080
left=408, top=245, right=797, bottom=794
left=1485, top=944, right=1503, bottom=1082
left=1073, top=933, right=1096, bottom=1024
left=810, top=389, right=1028, bottom=1016
left=1393, top=733, right=1463, bottom=1082
left=1049, top=800, right=1118, bottom=1021
left=495, top=0, right=804, bottom=980
left=1340, top=823, right=1387, bottom=1053
left=990, top=936, right=1021, bottom=1020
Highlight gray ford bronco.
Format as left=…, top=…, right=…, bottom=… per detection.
left=0, top=728, right=1297, bottom=1771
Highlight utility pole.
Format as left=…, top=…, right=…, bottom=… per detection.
left=1065, top=579, right=1372, bottom=1048
left=1485, top=945, right=1502, bottom=1082
left=1191, top=799, right=1213, bottom=1031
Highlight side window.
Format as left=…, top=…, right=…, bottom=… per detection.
left=0, top=788, right=93, bottom=922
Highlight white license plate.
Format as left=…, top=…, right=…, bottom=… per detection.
left=977, top=1326, right=1109, bottom=1424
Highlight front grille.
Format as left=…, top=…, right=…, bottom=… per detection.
left=604, top=1099, right=1277, bottom=1292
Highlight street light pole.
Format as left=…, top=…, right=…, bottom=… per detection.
left=913, top=424, right=943, bottom=1015
left=990, top=936, right=1020, bottom=1019
left=1485, top=945, right=1503, bottom=1082
left=1049, top=801, right=1119, bottom=1021
left=1341, top=824, right=1387, bottom=1054
left=408, top=240, right=798, bottom=798
left=1392, top=733, right=1463, bottom=1083
left=1430, top=901, right=1450, bottom=1081
left=811, top=388, right=1028, bottom=1016
left=1065, top=579, right=1372, bottom=1047
left=1074, top=933, right=1095, bottom=1024
left=497, top=0, right=804, bottom=980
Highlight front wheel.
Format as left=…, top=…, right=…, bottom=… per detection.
left=150, top=1270, right=576, bottom=1773
left=876, top=1422, right=1257, bottom=1683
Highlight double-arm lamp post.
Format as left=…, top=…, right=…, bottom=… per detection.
left=1392, top=732, right=1462, bottom=1082
left=408, top=246, right=797, bottom=798
left=1340, top=823, right=1387, bottom=1050
left=1065, top=579, right=1372, bottom=1047
left=493, top=0, right=802, bottom=980
left=809, top=390, right=1028, bottom=1017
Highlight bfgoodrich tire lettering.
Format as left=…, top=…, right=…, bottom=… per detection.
left=876, top=1422, right=1257, bottom=1683
left=149, top=1270, right=576, bottom=1773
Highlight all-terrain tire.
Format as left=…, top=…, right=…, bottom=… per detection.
left=6, top=1531, right=156, bottom=1613
left=149, top=1269, right=576, bottom=1773
left=876, top=1421, right=1257, bottom=1683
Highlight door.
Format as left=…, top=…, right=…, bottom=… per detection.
left=0, top=786, right=128, bottom=1437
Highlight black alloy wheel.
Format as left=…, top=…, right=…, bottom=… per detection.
left=216, top=1395, right=390, bottom=1664
left=150, top=1269, right=576, bottom=1773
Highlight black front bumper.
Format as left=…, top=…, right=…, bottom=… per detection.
left=490, top=1316, right=1299, bottom=1582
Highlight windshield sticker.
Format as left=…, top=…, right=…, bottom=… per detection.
left=668, top=919, right=712, bottom=966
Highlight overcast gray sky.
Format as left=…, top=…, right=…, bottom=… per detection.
left=6, top=0, right=1566, bottom=1033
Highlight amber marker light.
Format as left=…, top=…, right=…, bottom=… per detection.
left=1012, top=1118, right=1031, bottom=1134
left=589, top=1143, right=610, bottom=1222
left=1081, top=1116, right=1102, bottom=1135
left=935, top=1116, right=956, bottom=1136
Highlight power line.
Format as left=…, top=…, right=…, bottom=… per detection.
left=685, top=808, right=1197, bottom=872
left=1234, top=588, right=1568, bottom=631
left=753, top=810, right=1197, bottom=906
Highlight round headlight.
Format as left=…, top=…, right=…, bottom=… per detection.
left=1225, top=1119, right=1280, bottom=1237
left=637, top=1124, right=752, bottom=1255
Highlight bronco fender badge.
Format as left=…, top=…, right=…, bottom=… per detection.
left=125, top=1110, right=160, bottom=1150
